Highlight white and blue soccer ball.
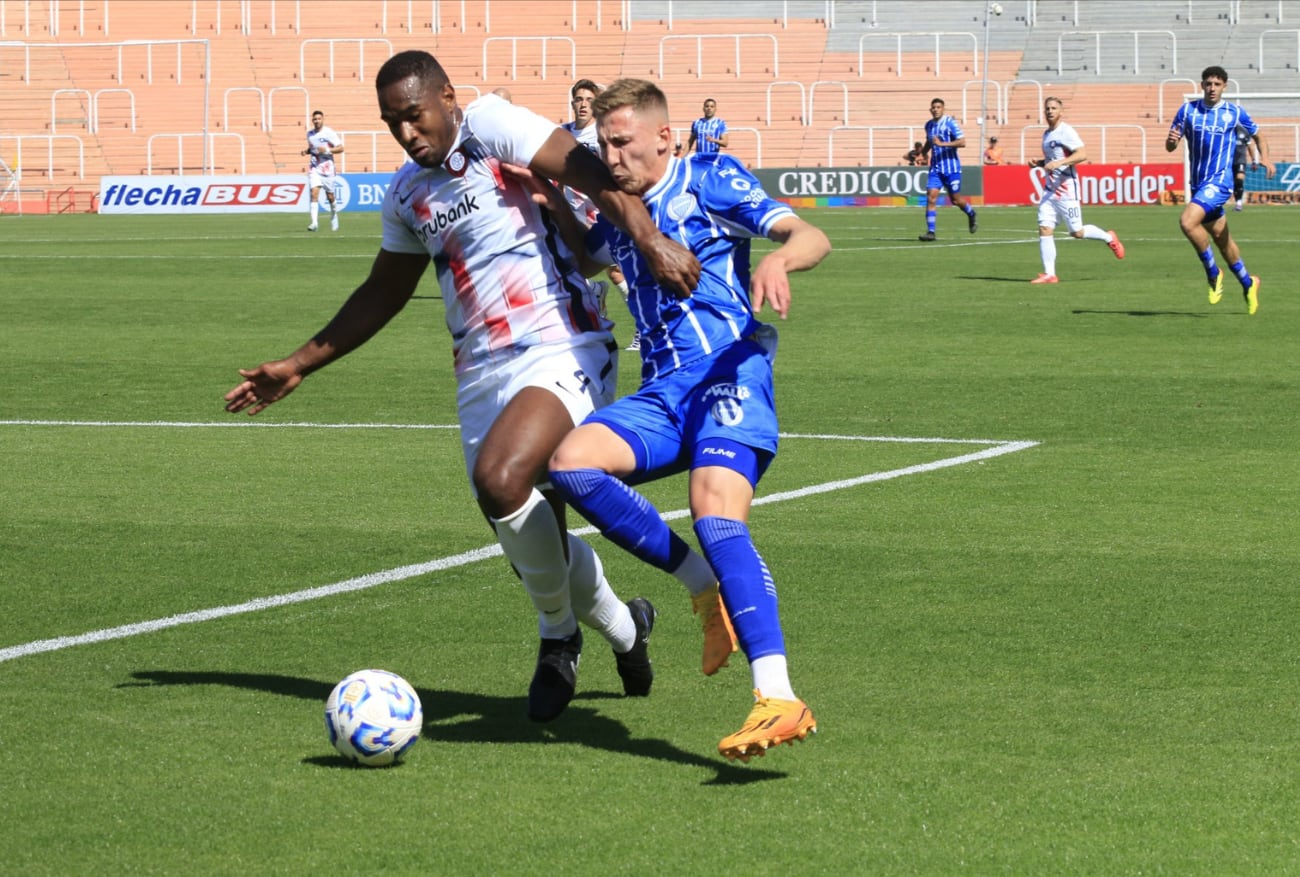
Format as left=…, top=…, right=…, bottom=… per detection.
left=325, top=669, right=423, bottom=767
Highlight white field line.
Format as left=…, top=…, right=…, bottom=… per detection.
left=0, top=422, right=1038, bottom=664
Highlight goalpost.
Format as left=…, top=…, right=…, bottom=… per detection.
left=0, top=153, right=18, bottom=209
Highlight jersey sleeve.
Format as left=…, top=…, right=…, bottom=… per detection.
left=462, top=94, right=557, bottom=167
left=1060, top=124, right=1085, bottom=153
left=1235, top=105, right=1260, bottom=137
left=1169, top=103, right=1188, bottom=136
left=697, top=154, right=793, bottom=238
left=380, top=172, right=427, bottom=255
left=584, top=215, right=617, bottom=267
left=949, top=118, right=965, bottom=140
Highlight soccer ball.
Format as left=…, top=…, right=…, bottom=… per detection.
left=990, top=2, right=1003, bottom=14
left=325, top=669, right=423, bottom=767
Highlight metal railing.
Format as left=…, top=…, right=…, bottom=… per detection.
left=299, top=38, right=393, bottom=83
left=827, top=125, right=921, bottom=166
left=659, top=33, right=779, bottom=79
left=147, top=132, right=245, bottom=175
left=0, top=134, right=86, bottom=180
left=857, top=31, right=979, bottom=78
left=1057, top=30, right=1177, bottom=76
left=482, top=35, right=575, bottom=81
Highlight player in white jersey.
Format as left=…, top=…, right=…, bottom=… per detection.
left=1028, top=97, right=1125, bottom=284
left=225, top=50, right=705, bottom=724
left=1167, top=65, right=1273, bottom=313
left=561, top=79, right=638, bottom=351
left=303, top=110, right=344, bottom=231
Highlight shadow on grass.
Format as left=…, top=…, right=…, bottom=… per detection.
left=1071, top=309, right=1209, bottom=317
left=122, top=670, right=784, bottom=785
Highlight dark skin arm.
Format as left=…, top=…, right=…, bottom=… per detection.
left=527, top=128, right=699, bottom=296
left=223, top=249, right=430, bottom=415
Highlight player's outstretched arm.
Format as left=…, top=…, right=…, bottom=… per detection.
left=224, top=249, right=429, bottom=416
left=532, top=128, right=700, bottom=296
left=748, top=216, right=831, bottom=320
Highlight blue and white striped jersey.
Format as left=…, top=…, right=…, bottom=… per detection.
left=588, top=153, right=794, bottom=383
left=924, top=115, right=965, bottom=175
left=691, top=115, right=728, bottom=155
left=1170, top=99, right=1259, bottom=189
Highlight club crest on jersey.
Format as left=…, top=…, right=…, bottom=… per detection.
left=667, top=193, right=697, bottom=222
left=704, top=383, right=749, bottom=427
left=445, top=147, right=470, bottom=177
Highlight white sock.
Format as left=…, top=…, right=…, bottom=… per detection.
left=1039, top=235, right=1056, bottom=275
left=309, top=203, right=319, bottom=224
left=491, top=488, right=575, bottom=639
left=567, top=533, right=634, bottom=652
left=672, top=548, right=717, bottom=597
left=613, top=278, right=630, bottom=301
left=1080, top=224, right=1110, bottom=242
left=751, top=654, right=796, bottom=701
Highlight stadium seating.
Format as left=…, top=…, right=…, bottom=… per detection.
left=2, top=0, right=1298, bottom=207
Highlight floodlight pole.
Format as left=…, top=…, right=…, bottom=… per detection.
left=979, top=3, right=993, bottom=168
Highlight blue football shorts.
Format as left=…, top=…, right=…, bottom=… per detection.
left=584, top=338, right=778, bottom=487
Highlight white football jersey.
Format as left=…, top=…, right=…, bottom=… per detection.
left=382, top=95, right=612, bottom=378
left=1040, top=121, right=1085, bottom=201
left=560, top=119, right=601, bottom=223
left=306, top=125, right=342, bottom=173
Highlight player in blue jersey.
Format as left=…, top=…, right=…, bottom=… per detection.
left=545, top=78, right=831, bottom=762
left=1166, top=66, right=1273, bottom=313
left=918, top=97, right=977, bottom=241
left=687, top=98, right=728, bottom=155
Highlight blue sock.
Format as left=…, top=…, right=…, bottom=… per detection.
left=1199, top=248, right=1219, bottom=280
left=963, top=204, right=975, bottom=216
left=548, top=468, right=690, bottom=573
left=925, top=209, right=936, bottom=233
left=1228, top=259, right=1251, bottom=289
left=693, top=516, right=785, bottom=661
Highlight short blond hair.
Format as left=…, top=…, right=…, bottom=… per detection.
left=592, top=78, right=669, bottom=121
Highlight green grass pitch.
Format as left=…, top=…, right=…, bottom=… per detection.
left=1, top=205, right=1297, bottom=874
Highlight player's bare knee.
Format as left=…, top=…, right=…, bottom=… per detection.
left=472, top=457, right=533, bottom=518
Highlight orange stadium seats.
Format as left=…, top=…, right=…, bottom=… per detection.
left=2, top=0, right=1297, bottom=208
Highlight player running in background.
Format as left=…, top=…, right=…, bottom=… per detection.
left=1166, top=65, right=1273, bottom=314
left=547, top=78, right=831, bottom=762
left=303, top=110, right=344, bottom=232
left=226, top=50, right=707, bottom=724
left=1232, top=123, right=1258, bottom=211
left=917, top=97, right=977, bottom=241
left=562, top=79, right=638, bottom=352
left=1028, top=97, right=1125, bottom=284
left=687, top=98, right=728, bottom=155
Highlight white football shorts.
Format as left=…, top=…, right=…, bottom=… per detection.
left=455, top=334, right=618, bottom=484
left=1037, top=196, right=1084, bottom=234
left=308, top=164, right=337, bottom=191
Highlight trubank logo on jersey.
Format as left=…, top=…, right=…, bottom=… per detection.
left=413, top=193, right=480, bottom=243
